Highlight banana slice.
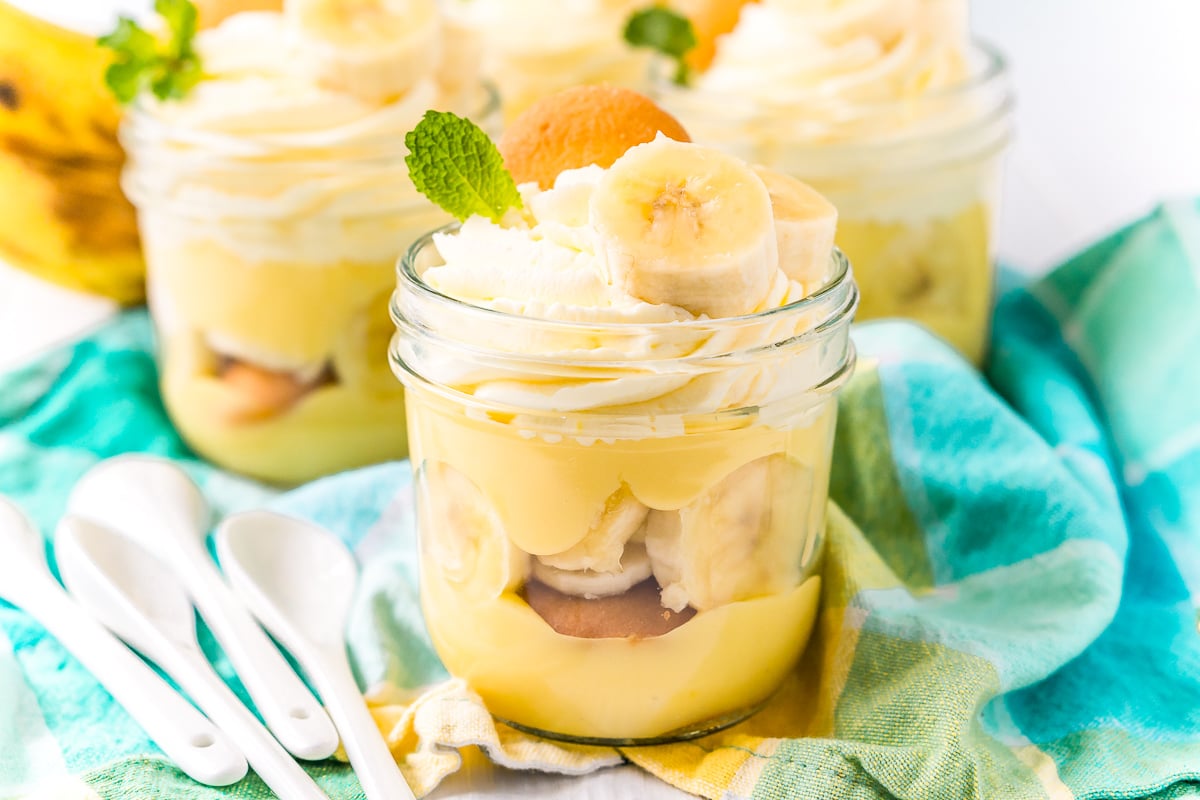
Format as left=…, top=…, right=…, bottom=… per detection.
left=589, top=135, right=779, bottom=318
left=645, top=455, right=812, bottom=612
left=533, top=543, right=653, bottom=600
left=537, top=486, right=649, bottom=573
left=417, top=461, right=530, bottom=601
left=284, top=0, right=441, bottom=103
left=753, top=166, right=838, bottom=288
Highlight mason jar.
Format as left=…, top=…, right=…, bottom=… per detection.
left=391, top=229, right=858, bottom=743
left=657, top=41, right=1013, bottom=365
left=121, top=90, right=498, bottom=485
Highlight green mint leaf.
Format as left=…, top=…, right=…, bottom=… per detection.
left=157, top=0, right=198, bottom=56
left=103, top=53, right=153, bottom=104
left=624, top=6, right=697, bottom=86
left=98, top=0, right=202, bottom=104
left=405, top=110, right=523, bottom=223
left=98, top=16, right=157, bottom=59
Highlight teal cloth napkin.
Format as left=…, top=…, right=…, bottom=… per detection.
left=0, top=199, right=1196, bottom=799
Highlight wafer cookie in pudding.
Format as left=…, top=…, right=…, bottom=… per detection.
left=393, top=86, right=857, bottom=742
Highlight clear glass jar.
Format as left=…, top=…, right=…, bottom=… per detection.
left=121, top=90, right=498, bottom=485
left=656, top=42, right=1013, bottom=365
left=391, top=230, right=858, bottom=744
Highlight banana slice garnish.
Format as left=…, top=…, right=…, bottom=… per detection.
left=533, top=543, right=654, bottom=600
left=284, top=0, right=441, bottom=103
left=417, top=461, right=530, bottom=601
left=753, top=166, right=838, bottom=288
left=589, top=134, right=779, bottom=318
left=646, top=454, right=812, bottom=612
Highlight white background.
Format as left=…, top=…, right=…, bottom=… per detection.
left=0, top=2, right=1197, bottom=797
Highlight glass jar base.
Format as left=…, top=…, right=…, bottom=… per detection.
left=495, top=700, right=768, bottom=748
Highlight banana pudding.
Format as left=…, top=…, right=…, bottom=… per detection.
left=117, top=1, right=491, bottom=484
left=653, top=0, right=1013, bottom=364
left=392, top=87, right=857, bottom=742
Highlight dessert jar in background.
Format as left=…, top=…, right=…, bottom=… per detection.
left=120, top=11, right=496, bottom=485
left=439, top=0, right=651, bottom=121
left=657, top=26, right=1014, bottom=365
left=391, top=232, right=858, bottom=743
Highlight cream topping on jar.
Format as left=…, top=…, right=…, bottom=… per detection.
left=123, top=11, right=478, bottom=264
left=414, top=154, right=841, bottom=417
left=698, top=0, right=968, bottom=122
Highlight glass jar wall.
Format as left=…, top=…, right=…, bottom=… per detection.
left=392, top=231, right=859, bottom=743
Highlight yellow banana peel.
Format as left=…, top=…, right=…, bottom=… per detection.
left=0, top=1, right=144, bottom=305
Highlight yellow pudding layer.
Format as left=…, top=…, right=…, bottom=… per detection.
left=422, top=571, right=821, bottom=740
left=835, top=203, right=993, bottom=365
left=407, top=393, right=836, bottom=557
left=147, top=232, right=414, bottom=484
left=406, top=386, right=835, bottom=739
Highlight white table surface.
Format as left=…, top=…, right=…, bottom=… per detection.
left=0, top=2, right=1196, bottom=798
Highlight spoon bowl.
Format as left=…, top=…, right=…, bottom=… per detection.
left=66, top=454, right=209, bottom=562
left=217, top=510, right=357, bottom=646
left=56, top=514, right=196, bottom=650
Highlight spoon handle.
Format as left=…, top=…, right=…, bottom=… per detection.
left=22, top=583, right=248, bottom=787
left=164, top=644, right=333, bottom=800
left=189, top=562, right=339, bottom=761
left=311, top=645, right=417, bottom=800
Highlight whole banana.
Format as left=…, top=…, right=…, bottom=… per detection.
left=0, top=1, right=144, bottom=304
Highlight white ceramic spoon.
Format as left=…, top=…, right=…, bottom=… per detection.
left=56, top=514, right=333, bottom=800
left=217, top=511, right=417, bottom=800
left=66, top=455, right=338, bottom=761
left=0, top=497, right=247, bottom=787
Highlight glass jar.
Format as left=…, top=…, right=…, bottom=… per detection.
left=657, top=42, right=1013, bottom=365
left=391, top=230, right=858, bottom=744
left=121, top=90, right=498, bottom=485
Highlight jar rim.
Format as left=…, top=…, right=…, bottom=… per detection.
left=391, top=336, right=857, bottom=433
left=393, top=224, right=857, bottom=336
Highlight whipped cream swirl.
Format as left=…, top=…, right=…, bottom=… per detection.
left=402, top=168, right=854, bottom=419
left=123, top=11, right=479, bottom=263
left=699, top=0, right=968, bottom=111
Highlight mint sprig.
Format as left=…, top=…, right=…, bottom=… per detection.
left=405, top=111, right=523, bottom=223
left=99, top=0, right=202, bottom=104
left=624, top=6, right=697, bottom=86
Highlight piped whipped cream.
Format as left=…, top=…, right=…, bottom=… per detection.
left=427, top=167, right=693, bottom=326
left=414, top=166, right=838, bottom=417
left=698, top=0, right=968, bottom=115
